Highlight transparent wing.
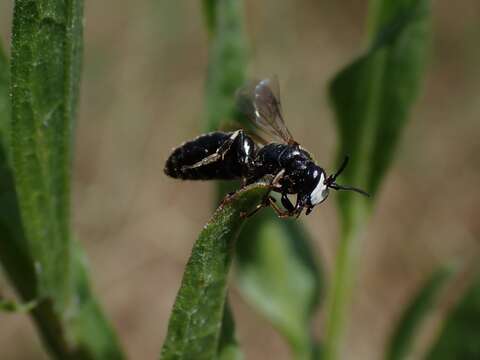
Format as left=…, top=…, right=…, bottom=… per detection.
left=236, top=76, right=295, bottom=144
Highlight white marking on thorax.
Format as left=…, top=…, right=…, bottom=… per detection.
left=242, top=140, right=251, bottom=163
left=243, top=140, right=250, bottom=154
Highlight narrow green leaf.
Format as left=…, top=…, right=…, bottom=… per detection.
left=64, top=244, right=125, bottom=360
left=5, top=2, right=124, bottom=358
left=426, top=271, right=480, bottom=360
left=0, top=45, right=9, bottom=141
left=236, top=211, right=323, bottom=359
left=0, top=39, right=38, bottom=304
left=325, top=1, right=431, bottom=359
left=10, top=0, right=82, bottom=307
left=160, top=181, right=271, bottom=360
left=217, top=300, right=243, bottom=360
left=386, top=265, right=454, bottom=360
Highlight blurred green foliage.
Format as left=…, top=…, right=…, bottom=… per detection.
left=325, top=0, right=431, bottom=359
left=202, top=0, right=247, bottom=132
left=426, top=273, right=480, bottom=360
left=386, top=265, right=454, bottom=360
left=236, top=211, right=322, bottom=359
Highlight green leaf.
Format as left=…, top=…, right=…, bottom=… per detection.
left=160, top=181, right=271, bottom=360
left=64, top=243, right=125, bottom=359
left=4, top=2, right=124, bottom=358
left=426, top=271, right=480, bottom=360
left=217, top=300, right=243, bottom=360
left=0, top=45, right=9, bottom=142
left=386, top=265, right=454, bottom=360
left=236, top=211, right=323, bottom=359
left=11, top=0, right=81, bottom=306
left=0, top=39, right=38, bottom=304
left=325, top=1, right=431, bottom=359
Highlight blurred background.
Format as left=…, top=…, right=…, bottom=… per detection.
left=1, top=1, right=479, bottom=359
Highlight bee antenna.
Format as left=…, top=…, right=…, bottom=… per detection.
left=326, top=155, right=349, bottom=185
left=329, top=182, right=370, bottom=197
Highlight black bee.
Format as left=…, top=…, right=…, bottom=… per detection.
left=164, top=77, right=369, bottom=218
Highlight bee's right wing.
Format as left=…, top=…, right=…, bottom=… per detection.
left=236, top=77, right=296, bottom=145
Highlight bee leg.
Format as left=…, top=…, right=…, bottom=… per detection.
left=241, top=195, right=293, bottom=219
left=295, top=207, right=304, bottom=218
left=240, top=194, right=272, bottom=219
left=220, top=190, right=237, bottom=207
left=252, top=170, right=289, bottom=218
left=271, top=169, right=285, bottom=189
left=280, top=193, right=295, bottom=213
left=293, top=197, right=305, bottom=218
left=182, top=130, right=241, bottom=170
left=240, top=169, right=286, bottom=218
left=268, top=197, right=293, bottom=218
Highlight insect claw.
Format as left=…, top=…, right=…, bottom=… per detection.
left=220, top=191, right=238, bottom=207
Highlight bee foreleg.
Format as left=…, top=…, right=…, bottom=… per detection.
left=240, top=194, right=272, bottom=219
left=268, top=197, right=293, bottom=218
left=271, top=169, right=285, bottom=188
left=240, top=169, right=288, bottom=218
left=280, top=193, right=295, bottom=213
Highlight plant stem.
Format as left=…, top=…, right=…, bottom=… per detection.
left=324, top=200, right=368, bottom=360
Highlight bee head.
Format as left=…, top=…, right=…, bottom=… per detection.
left=305, top=156, right=370, bottom=215
left=306, top=166, right=329, bottom=209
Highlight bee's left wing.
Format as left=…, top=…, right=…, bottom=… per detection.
left=236, top=76, right=296, bottom=145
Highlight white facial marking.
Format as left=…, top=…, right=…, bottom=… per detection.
left=310, top=172, right=329, bottom=205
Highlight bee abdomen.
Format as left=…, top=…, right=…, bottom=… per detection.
left=164, top=132, right=241, bottom=180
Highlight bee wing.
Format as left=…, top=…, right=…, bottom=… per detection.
left=236, top=76, right=296, bottom=145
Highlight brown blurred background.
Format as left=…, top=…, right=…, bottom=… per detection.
left=1, top=1, right=479, bottom=359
